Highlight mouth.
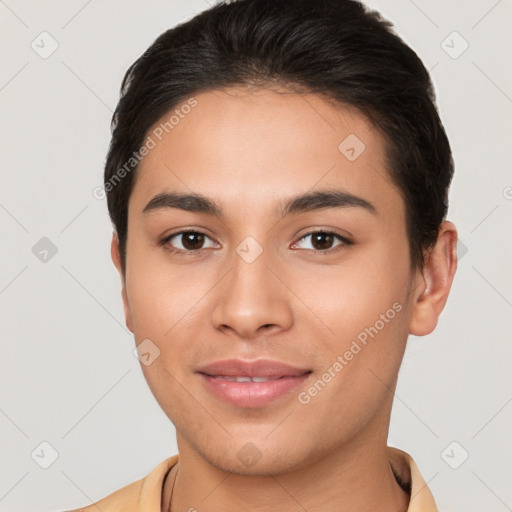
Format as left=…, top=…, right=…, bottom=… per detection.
left=196, top=359, right=312, bottom=408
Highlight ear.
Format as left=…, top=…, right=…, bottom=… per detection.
left=409, top=221, right=458, bottom=336
left=111, top=232, right=134, bottom=333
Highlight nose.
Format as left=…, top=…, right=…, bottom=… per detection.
left=211, top=248, right=293, bottom=340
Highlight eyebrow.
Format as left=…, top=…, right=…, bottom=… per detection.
left=142, top=189, right=377, bottom=220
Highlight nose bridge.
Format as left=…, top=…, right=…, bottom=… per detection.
left=231, top=245, right=273, bottom=300
left=211, top=239, right=293, bottom=337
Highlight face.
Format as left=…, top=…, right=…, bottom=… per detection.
left=114, top=86, right=429, bottom=474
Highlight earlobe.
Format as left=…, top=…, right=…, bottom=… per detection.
left=110, top=232, right=134, bottom=333
left=409, top=221, right=458, bottom=337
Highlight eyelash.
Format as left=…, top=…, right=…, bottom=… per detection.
left=160, top=229, right=353, bottom=256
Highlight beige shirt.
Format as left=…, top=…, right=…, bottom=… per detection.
left=70, top=446, right=437, bottom=511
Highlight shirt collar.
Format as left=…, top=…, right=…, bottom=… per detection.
left=87, top=447, right=438, bottom=511
left=387, top=446, right=438, bottom=511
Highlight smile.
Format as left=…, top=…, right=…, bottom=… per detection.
left=196, top=359, right=312, bottom=408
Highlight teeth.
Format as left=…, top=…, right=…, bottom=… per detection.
left=213, top=375, right=277, bottom=382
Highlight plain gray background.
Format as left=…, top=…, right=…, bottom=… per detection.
left=1, top=1, right=511, bottom=511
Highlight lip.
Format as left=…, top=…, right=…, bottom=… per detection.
left=197, top=359, right=312, bottom=408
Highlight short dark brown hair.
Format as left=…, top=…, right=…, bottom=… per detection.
left=104, top=0, right=454, bottom=273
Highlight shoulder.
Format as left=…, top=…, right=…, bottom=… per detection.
left=62, top=478, right=146, bottom=512
left=64, top=455, right=179, bottom=512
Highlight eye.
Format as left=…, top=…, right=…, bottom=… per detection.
left=160, top=229, right=351, bottom=256
left=162, top=230, right=218, bottom=255
left=292, top=230, right=352, bottom=253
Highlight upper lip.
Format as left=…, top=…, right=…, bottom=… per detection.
left=196, top=359, right=311, bottom=378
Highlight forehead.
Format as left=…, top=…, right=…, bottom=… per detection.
left=131, top=86, right=402, bottom=221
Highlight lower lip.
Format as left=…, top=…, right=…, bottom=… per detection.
left=199, top=373, right=311, bottom=408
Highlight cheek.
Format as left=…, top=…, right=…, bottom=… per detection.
left=139, top=358, right=196, bottom=430
left=125, top=245, right=206, bottom=339
left=125, top=251, right=216, bottom=395
left=296, top=242, right=410, bottom=342
left=293, top=241, right=411, bottom=400
left=294, top=284, right=408, bottom=440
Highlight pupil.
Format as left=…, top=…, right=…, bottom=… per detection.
left=183, top=232, right=204, bottom=250
left=312, top=233, right=333, bottom=250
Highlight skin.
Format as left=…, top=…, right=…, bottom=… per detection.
left=111, top=86, right=458, bottom=512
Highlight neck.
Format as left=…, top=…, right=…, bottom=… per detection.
left=162, top=437, right=410, bottom=512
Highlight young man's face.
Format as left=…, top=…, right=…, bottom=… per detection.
left=113, top=86, right=445, bottom=474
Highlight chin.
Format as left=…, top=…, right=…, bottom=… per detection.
left=197, top=438, right=316, bottom=476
